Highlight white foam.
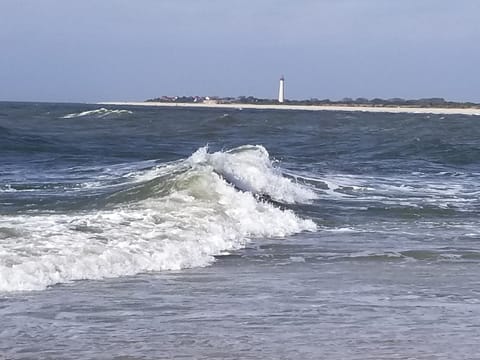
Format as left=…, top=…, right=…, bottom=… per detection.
left=188, top=145, right=318, bottom=204
left=0, top=184, right=16, bottom=193
left=62, top=108, right=133, bottom=119
left=315, top=172, right=479, bottom=211
left=0, top=153, right=316, bottom=292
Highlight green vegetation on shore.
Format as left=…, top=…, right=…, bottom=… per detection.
left=146, top=96, right=480, bottom=109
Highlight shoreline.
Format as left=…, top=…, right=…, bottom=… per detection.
left=98, top=101, right=480, bottom=116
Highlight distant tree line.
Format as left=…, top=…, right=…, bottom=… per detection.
left=146, top=96, right=480, bottom=108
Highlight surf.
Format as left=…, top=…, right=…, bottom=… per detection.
left=0, top=145, right=317, bottom=292
left=61, top=108, right=133, bottom=119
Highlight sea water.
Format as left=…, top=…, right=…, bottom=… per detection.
left=1, top=102, right=480, bottom=359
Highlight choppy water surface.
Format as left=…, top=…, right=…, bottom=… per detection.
left=1, top=102, right=480, bottom=359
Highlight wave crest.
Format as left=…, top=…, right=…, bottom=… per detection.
left=62, top=108, right=133, bottom=119
left=0, top=145, right=317, bottom=292
left=188, top=145, right=318, bottom=204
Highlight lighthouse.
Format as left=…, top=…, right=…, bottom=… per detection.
left=278, top=76, right=285, bottom=103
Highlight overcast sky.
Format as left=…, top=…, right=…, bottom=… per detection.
left=1, top=0, right=479, bottom=103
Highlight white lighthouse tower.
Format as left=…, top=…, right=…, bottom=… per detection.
left=278, top=76, right=285, bottom=103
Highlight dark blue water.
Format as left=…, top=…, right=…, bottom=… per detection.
left=1, top=102, right=480, bottom=359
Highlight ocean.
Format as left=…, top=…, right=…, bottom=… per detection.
left=1, top=102, right=480, bottom=359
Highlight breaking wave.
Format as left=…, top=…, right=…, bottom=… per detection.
left=62, top=108, right=133, bottom=119
left=0, top=145, right=317, bottom=292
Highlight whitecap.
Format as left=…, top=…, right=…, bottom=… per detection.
left=0, top=145, right=317, bottom=292
left=188, top=145, right=318, bottom=204
left=62, top=108, right=133, bottom=119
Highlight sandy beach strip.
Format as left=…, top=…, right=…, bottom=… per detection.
left=98, top=101, right=480, bottom=116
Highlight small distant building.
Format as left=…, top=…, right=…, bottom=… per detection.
left=203, top=96, right=219, bottom=105
left=278, top=76, right=285, bottom=103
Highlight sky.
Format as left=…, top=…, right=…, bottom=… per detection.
left=1, top=0, right=479, bottom=103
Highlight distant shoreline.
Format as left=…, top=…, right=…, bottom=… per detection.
left=98, top=101, right=480, bottom=116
